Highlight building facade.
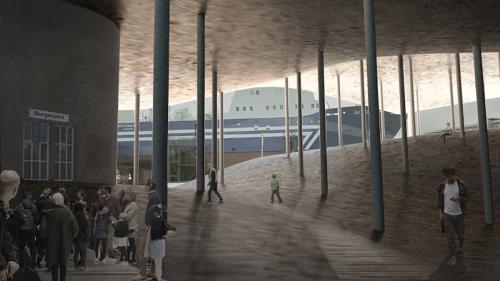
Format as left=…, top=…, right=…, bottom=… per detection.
left=0, top=0, right=120, bottom=184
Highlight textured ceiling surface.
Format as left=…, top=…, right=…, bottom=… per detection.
left=76, top=0, right=500, bottom=109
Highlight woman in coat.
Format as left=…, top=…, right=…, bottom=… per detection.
left=40, top=192, right=79, bottom=281
left=121, top=190, right=138, bottom=263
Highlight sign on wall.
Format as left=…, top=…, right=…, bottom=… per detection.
left=28, top=109, right=69, bottom=123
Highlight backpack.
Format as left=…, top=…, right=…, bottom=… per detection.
left=19, top=204, right=35, bottom=231
left=149, top=204, right=166, bottom=240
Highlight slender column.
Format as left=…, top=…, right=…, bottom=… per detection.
left=416, top=87, right=421, bottom=135
left=318, top=50, right=328, bottom=198
left=212, top=71, right=217, bottom=171
left=297, top=72, right=304, bottom=176
left=455, top=53, right=466, bottom=142
left=360, top=60, right=367, bottom=146
left=337, top=72, right=343, bottom=147
left=409, top=56, right=417, bottom=137
left=364, top=0, right=384, bottom=238
left=398, top=55, right=409, bottom=174
left=133, top=88, right=140, bottom=186
left=285, top=78, right=290, bottom=158
left=196, top=12, right=205, bottom=193
left=448, top=64, right=456, bottom=133
left=473, top=45, right=494, bottom=225
left=152, top=0, right=170, bottom=204
left=219, top=92, right=224, bottom=184
left=379, top=79, right=385, bottom=141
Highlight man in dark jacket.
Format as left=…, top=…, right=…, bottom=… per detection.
left=16, top=191, right=40, bottom=268
left=0, top=170, right=21, bottom=280
left=437, top=167, right=468, bottom=266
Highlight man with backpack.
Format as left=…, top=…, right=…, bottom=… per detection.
left=207, top=168, right=223, bottom=204
left=437, top=167, right=468, bottom=266
left=16, top=191, right=40, bottom=268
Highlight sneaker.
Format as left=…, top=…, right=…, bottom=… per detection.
left=103, top=257, right=117, bottom=264
left=94, top=258, right=102, bottom=264
left=447, top=255, right=456, bottom=266
left=132, top=274, right=148, bottom=281
left=219, top=200, right=224, bottom=204
left=121, top=261, right=129, bottom=266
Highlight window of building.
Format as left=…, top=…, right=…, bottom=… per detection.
left=273, top=105, right=277, bottom=110
left=295, top=104, right=298, bottom=109
left=243, top=106, right=247, bottom=111
left=311, top=104, right=315, bottom=109
left=266, top=105, right=270, bottom=110
left=280, top=105, right=283, bottom=110
left=256, top=90, right=260, bottom=95
left=250, top=106, right=254, bottom=111
left=236, top=106, right=239, bottom=111
left=54, top=126, right=74, bottom=181
left=316, top=103, right=319, bottom=108
left=23, top=122, right=49, bottom=180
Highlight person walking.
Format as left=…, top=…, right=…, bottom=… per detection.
left=72, top=202, right=89, bottom=272
left=39, top=192, right=79, bottom=281
left=270, top=173, right=282, bottom=204
left=35, top=188, right=52, bottom=269
left=207, top=168, right=223, bottom=204
left=121, top=191, right=138, bottom=264
left=437, top=167, right=468, bottom=266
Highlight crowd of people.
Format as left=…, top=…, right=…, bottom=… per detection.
left=0, top=170, right=171, bottom=281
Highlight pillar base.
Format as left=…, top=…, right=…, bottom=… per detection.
left=370, top=229, right=384, bottom=242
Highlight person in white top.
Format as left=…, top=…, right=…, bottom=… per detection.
left=437, top=167, right=468, bottom=266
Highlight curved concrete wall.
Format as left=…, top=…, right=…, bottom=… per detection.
left=0, top=0, right=120, bottom=184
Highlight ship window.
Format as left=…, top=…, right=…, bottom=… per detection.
left=250, top=106, right=254, bottom=111
left=280, top=105, right=283, bottom=110
left=316, top=103, right=319, bottom=108
left=273, top=105, right=276, bottom=110
left=302, top=104, right=304, bottom=108
left=311, top=104, right=314, bottom=109
left=243, top=106, right=247, bottom=111
left=236, top=107, right=239, bottom=111
left=295, top=104, right=298, bottom=109
left=256, top=90, right=260, bottom=95
left=266, top=105, right=269, bottom=110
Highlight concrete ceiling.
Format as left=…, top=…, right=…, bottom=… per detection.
left=88, top=0, right=500, bottom=110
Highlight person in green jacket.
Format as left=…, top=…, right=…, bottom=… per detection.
left=208, top=168, right=223, bottom=204
left=40, top=192, right=79, bottom=281
left=270, top=173, right=282, bottom=204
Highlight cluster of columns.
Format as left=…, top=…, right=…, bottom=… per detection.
left=147, top=1, right=496, bottom=254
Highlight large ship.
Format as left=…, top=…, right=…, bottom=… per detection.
left=117, top=87, right=401, bottom=183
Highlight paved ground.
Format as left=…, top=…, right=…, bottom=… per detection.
left=39, top=131, right=500, bottom=280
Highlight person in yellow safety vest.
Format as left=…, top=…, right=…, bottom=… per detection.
left=208, top=168, right=223, bottom=204
left=270, top=173, right=282, bottom=204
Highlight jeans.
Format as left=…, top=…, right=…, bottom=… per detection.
left=50, top=264, right=67, bottom=281
left=271, top=190, right=282, bottom=203
left=95, top=238, right=107, bottom=261
left=208, top=184, right=223, bottom=202
left=128, top=237, right=137, bottom=262
left=73, top=242, right=88, bottom=267
left=444, top=213, right=465, bottom=256
left=19, top=230, right=36, bottom=268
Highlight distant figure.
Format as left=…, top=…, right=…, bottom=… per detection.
left=93, top=206, right=111, bottom=264
left=207, top=168, right=223, bottom=204
left=121, top=191, right=139, bottom=264
left=270, top=173, right=282, bottom=204
left=15, top=190, right=40, bottom=268
left=40, top=192, right=79, bottom=281
left=437, top=167, right=468, bottom=266
left=113, top=213, right=130, bottom=264
left=72, top=202, right=89, bottom=272
left=144, top=183, right=166, bottom=281
left=0, top=170, right=21, bottom=280
left=35, top=188, right=52, bottom=268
